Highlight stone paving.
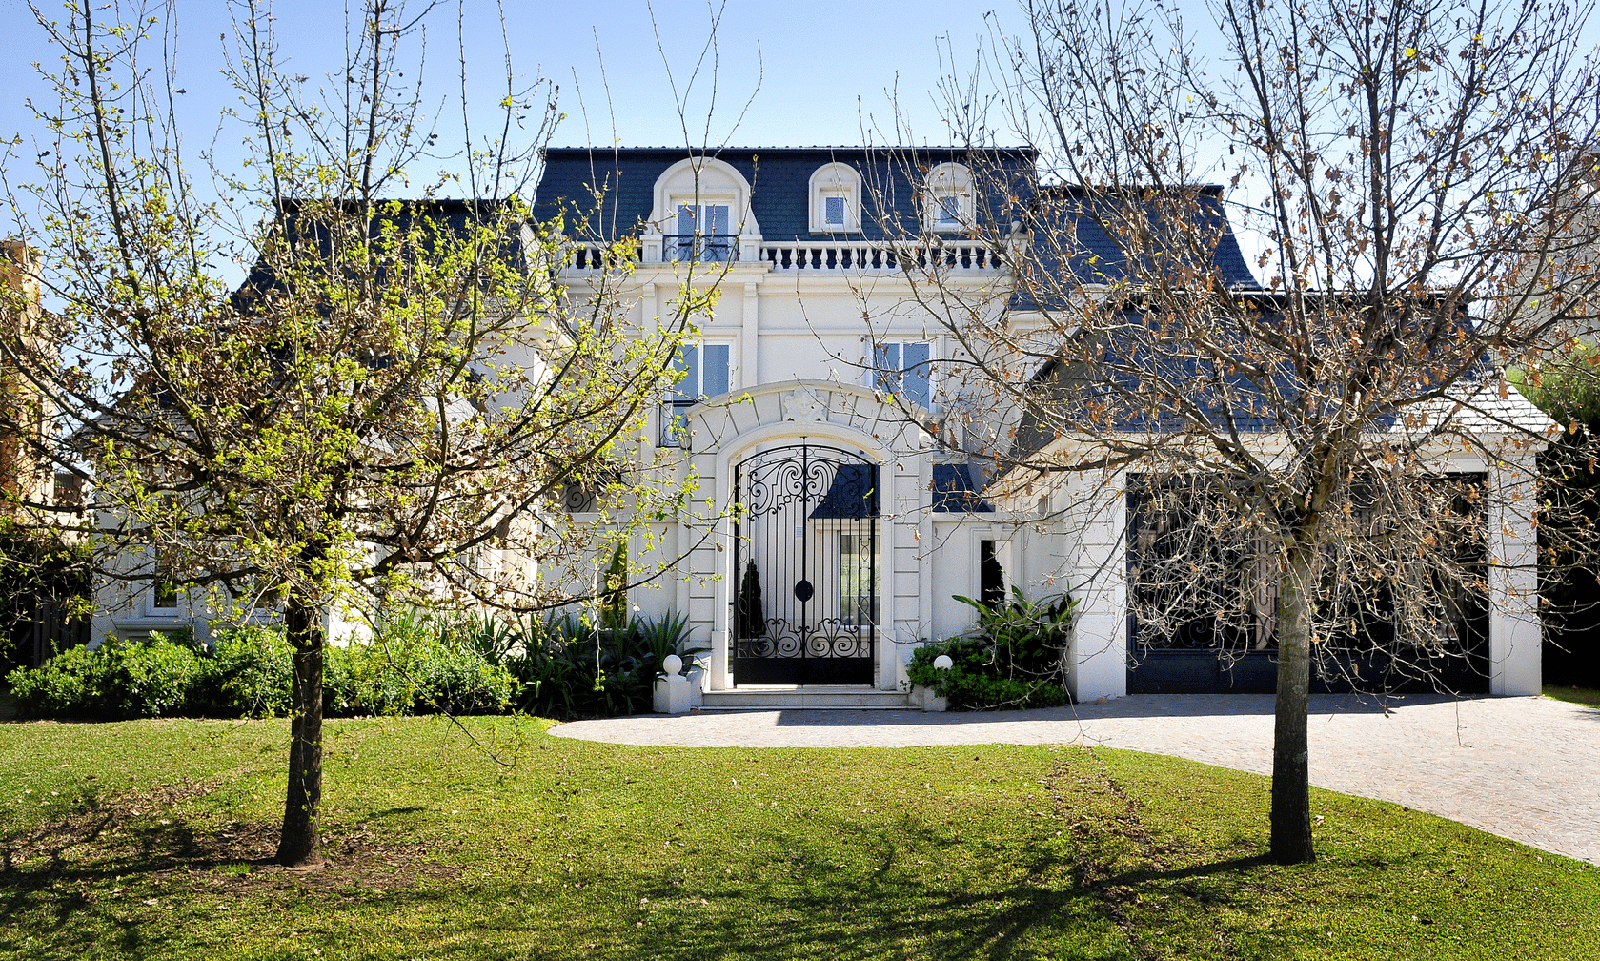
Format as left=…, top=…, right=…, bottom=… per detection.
left=552, top=693, right=1600, bottom=864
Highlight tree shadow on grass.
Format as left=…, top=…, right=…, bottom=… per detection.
left=0, top=794, right=466, bottom=961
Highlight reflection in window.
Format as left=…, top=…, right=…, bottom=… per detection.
left=839, top=533, right=876, bottom=626
left=670, top=204, right=734, bottom=262
left=662, top=343, right=731, bottom=446
left=873, top=342, right=932, bottom=409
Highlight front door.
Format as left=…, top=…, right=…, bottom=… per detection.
left=731, top=443, right=878, bottom=685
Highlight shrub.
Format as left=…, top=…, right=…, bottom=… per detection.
left=324, top=614, right=514, bottom=717
left=7, top=631, right=206, bottom=719
left=472, top=610, right=697, bottom=720
left=905, top=589, right=1077, bottom=710
left=5, top=616, right=512, bottom=720
left=200, top=625, right=295, bottom=717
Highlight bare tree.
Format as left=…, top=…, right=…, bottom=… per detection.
left=876, top=0, right=1600, bottom=863
left=0, top=0, right=713, bottom=867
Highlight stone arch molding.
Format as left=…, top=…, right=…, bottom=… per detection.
left=681, top=379, right=928, bottom=463
left=649, top=156, right=761, bottom=238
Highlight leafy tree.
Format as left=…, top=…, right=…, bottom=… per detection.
left=0, top=0, right=715, bottom=867
left=886, top=0, right=1600, bottom=863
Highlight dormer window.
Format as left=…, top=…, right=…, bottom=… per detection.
left=672, top=203, right=733, bottom=262
left=924, top=162, right=974, bottom=233
left=650, top=156, right=760, bottom=263
left=809, top=162, right=862, bottom=233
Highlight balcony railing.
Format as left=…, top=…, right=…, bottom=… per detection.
left=760, top=240, right=1003, bottom=272
left=663, top=234, right=740, bottom=263
left=558, top=237, right=1006, bottom=273
left=659, top=397, right=699, bottom=447
left=565, top=242, right=639, bottom=273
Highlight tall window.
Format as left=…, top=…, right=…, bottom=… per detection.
left=839, top=533, right=876, bottom=626
left=662, top=343, right=731, bottom=446
left=671, top=204, right=733, bottom=262
left=872, top=342, right=932, bottom=409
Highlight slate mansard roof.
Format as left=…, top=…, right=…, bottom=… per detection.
left=533, top=146, right=1036, bottom=244
left=532, top=148, right=1262, bottom=301
left=1011, top=186, right=1261, bottom=310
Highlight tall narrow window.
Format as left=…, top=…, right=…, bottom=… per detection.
left=839, top=533, right=876, bottom=626
left=662, top=343, right=731, bottom=446
left=980, top=540, right=1006, bottom=609
left=872, top=342, right=932, bottom=409
left=672, top=204, right=732, bottom=261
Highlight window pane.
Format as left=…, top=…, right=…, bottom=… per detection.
left=703, top=344, right=730, bottom=397
left=153, top=581, right=178, bottom=609
left=937, top=194, right=961, bottom=225
left=824, top=195, right=846, bottom=226
left=675, top=345, right=699, bottom=399
left=873, top=342, right=898, bottom=392
left=839, top=534, right=876, bottom=626
left=903, top=342, right=931, bottom=408
left=674, top=205, right=695, bottom=260
left=708, top=204, right=729, bottom=236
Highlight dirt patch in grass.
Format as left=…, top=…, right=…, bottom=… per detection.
left=2, top=778, right=458, bottom=896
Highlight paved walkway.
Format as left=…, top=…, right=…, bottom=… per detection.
left=553, top=693, right=1600, bottom=864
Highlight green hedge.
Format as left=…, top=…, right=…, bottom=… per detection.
left=4, top=623, right=513, bottom=720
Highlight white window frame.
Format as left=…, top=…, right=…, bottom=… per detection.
left=870, top=340, right=934, bottom=410
left=924, top=162, right=974, bottom=234
left=662, top=340, right=734, bottom=446
left=809, top=162, right=862, bottom=233
left=142, top=578, right=182, bottom=619
left=669, top=200, right=735, bottom=262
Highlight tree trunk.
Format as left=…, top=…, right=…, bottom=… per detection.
left=1270, top=544, right=1316, bottom=864
left=277, top=597, right=325, bottom=868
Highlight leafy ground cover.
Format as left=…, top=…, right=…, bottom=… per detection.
left=1543, top=684, right=1600, bottom=709
left=1, top=716, right=1596, bottom=960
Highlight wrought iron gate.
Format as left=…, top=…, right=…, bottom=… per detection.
left=731, top=443, right=878, bottom=685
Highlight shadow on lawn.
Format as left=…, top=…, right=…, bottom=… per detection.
left=0, top=795, right=461, bottom=959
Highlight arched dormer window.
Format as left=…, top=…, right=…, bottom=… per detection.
left=809, top=162, right=862, bottom=233
left=924, top=162, right=974, bottom=234
left=649, top=157, right=759, bottom=262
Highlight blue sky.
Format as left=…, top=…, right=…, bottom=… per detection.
left=0, top=0, right=1010, bottom=172
left=5, top=0, right=1597, bottom=252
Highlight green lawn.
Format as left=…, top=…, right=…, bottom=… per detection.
left=1, top=716, right=1596, bottom=960
left=1544, top=684, right=1600, bottom=709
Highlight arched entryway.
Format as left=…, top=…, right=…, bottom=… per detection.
left=731, top=442, right=879, bottom=685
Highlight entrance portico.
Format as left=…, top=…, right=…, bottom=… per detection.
left=673, top=380, right=930, bottom=693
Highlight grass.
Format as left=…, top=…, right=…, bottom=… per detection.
left=0, top=716, right=1596, bottom=960
left=1543, top=684, right=1600, bottom=709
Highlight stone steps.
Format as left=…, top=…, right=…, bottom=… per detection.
left=699, top=685, right=915, bottom=711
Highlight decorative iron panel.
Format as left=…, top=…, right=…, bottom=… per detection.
left=732, top=443, right=878, bottom=685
